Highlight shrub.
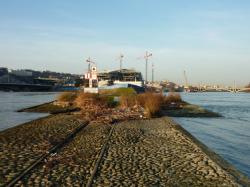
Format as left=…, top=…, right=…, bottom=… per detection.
left=120, top=94, right=137, bottom=108
left=57, top=92, right=78, bottom=103
left=136, top=93, right=164, bottom=117
left=75, top=92, right=117, bottom=109
left=164, top=92, right=182, bottom=104
left=74, top=92, right=100, bottom=109
left=105, top=96, right=118, bottom=108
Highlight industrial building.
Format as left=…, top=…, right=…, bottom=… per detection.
left=98, top=69, right=143, bottom=87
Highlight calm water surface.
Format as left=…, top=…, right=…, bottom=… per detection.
left=174, top=92, right=250, bottom=178
left=0, top=92, right=58, bottom=131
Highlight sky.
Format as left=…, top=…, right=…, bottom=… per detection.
left=0, top=0, right=250, bottom=86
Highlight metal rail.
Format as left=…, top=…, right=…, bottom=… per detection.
left=86, top=125, right=115, bottom=187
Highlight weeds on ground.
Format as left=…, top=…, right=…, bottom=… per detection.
left=57, top=92, right=78, bottom=103
left=57, top=90, right=184, bottom=118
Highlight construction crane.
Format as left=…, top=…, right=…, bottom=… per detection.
left=86, top=57, right=95, bottom=72
left=234, top=80, right=237, bottom=93
left=118, top=54, right=124, bottom=72
left=183, top=70, right=189, bottom=89
left=152, top=63, right=154, bottom=83
left=140, top=51, right=152, bottom=84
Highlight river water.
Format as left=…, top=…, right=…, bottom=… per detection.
left=0, top=92, right=249, bottom=178
left=0, top=92, right=58, bottom=131
left=174, top=92, right=250, bottom=178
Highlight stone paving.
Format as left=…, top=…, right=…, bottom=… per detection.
left=1, top=115, right=244, bottom=186
left=93, top=118, right=240, bottom=187
left=15, top=122, right=111, bottom=187
left=0, top=114, right=84, bottom=186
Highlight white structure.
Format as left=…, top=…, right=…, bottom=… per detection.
left=85, top=66, right=98, bottom=88
left=84, top=58, right=99, bottom=93
left=113, top=80, right=143, bottom=87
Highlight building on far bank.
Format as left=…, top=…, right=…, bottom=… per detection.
left=98, top=69, right=143, bottom=87
left=33, top=77, right=60, bottom=86
left=9, top=69, right=33, bottom=77
left=0, top=67, right=8, bottom=77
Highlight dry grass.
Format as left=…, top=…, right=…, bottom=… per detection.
left=120, top=92, right=181, bottom=117
left=75, top=92, right=101, bottom=109
left=164, top=92, right=183, bottom=104
left=58, top=90, right=183, bottom=119
left=74, top=92, right=117, bottom=110
left=99, top=88, right=136, bottom=96
left=57, top=92, right=78, bottom=103
left=120, top=94, right=137, bottom=108
left=137, top=93, right=164, bottom=117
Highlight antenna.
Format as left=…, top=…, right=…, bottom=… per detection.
left=142, top=51, right=152, bottom=84
left=118, top=54, right=124, bottom=72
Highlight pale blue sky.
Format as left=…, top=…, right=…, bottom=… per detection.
left=0, top=0, right=250, bottom=86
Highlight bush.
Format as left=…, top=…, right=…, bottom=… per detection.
left=120, top=94, right=137, bottom=108
left=105, top=96, right=118, bottom=108
left=57, top=92, right=78, bottom=103
left=75, top=92, right=100, bottom=109
left=164, top=92, right=182, bottom=104
left=136, top=93, right=164, bottom=117
left=75, top=92, right=117, bottom=109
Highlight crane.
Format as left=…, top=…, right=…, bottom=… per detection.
left=118, top=54, right=124, bottom=72
left=139, top=51, right=152, bottom=84
left=86, top=57, right=95, bottom=72
left=152, top=63, right=154, bottom=83
left=183, top=70, right=189, bottom=89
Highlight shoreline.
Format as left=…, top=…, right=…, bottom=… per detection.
left=18, top=100, right=222, bottom=118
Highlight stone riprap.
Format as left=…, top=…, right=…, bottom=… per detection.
left=1, top=115, right=247, bottom=186
left=93, top=118, right=240, bottom=187
left=15, top=122, right=111, bottom=187
left=0, top=114, right=85, bottom=186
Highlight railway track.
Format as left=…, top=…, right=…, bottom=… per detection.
left=86, top=125, right=115, bottom=187
left=5, top=121, right=89, bottom=187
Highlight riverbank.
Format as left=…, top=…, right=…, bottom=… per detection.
left=1, top=112, right=249, bottom=186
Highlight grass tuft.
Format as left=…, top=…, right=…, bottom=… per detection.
left=99, top=88, right=136, bottom=96
left=164, top=92, right=183, bottom=104
left=136, top=93, right=164, bottom=117
left=57, top=92, right=78, bottom=103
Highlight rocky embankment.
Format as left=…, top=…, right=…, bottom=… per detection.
left=93, top=118, right=243, bottom=186
left=1, top=99, right=249, bottom=186
left=15, top=122, right=112, bottom=187
left=0, top=114, right=86, bottom=186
